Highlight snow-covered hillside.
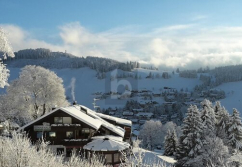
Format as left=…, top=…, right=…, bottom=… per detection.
left=3, top=67, right=242, bottom=113
left=2, top=67, right=200, bottom=109
left=215, top=81, right=242, bottom=114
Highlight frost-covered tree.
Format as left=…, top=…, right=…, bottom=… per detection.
left=139, top=120, right=163, bottom=150
left=228, top=149, right=242, bottom=167
left=215, top=101, right=230, bottom=143
left=176, top=105, right=203, bottom=166
left=0, top=92, right=33, bottom=126
left=200, top=99, right=216, bottom=137
left=188, top=137, right=230, bottom=167
left=227, top=108, right=242, bottom=150
left=0, top=27, right=15, bottom=88
left=162, top=121, right=181, bottom=139
left=2, top=65, right=69, bottom=120
left=163, top=129, right=178, bottom=156
left=0, top=132, right=105, bottom=167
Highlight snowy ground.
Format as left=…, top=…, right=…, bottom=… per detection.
left=132, top=147, right=176, bottom=166
left=2, top=67, right=201, bottom=109
left=215, top=81, right=242, bottom=114
left=3, top=67, right=242, bottom=114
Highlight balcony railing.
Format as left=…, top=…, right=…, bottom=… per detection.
left=51, top=124, right=81, bottom=127
left=62, top=138, right=91, bottom=146
left=51, top=124, right=82, bottom=130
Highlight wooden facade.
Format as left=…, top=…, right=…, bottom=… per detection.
left=20, top=107, right=131, bottom=158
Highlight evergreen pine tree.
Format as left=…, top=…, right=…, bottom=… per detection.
left=164, top=130, right=172, bottom=156
left=227, top=108, right=242, bottom=150
left=164, top=129, right=178, bottom=156
left=201, top=99, right=216, bottom=137
left=215, top=102, right=230, bottom=143
left=176, top=105, right=204, bottom=166
left=214, top=101, right=222, bottom=115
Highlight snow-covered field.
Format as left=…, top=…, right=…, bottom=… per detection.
left=132, top=147, right=176, bottom=166
left=2, top=67, right=201, bottom=109
left=215, top=81, right=242, bottom=114
left=3, top=67, right=242, bottom=113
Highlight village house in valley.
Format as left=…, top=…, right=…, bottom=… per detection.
left=18, top=104, right=132, bottom=166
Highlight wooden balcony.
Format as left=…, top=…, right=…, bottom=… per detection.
left=47, top=138, right=91, bottom=146
left=61, top=138, right=91, bottom=146
left=51, top=124, right=82, bottom=130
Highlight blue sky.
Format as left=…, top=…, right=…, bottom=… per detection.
left=1, top=0, right=242, bottom=69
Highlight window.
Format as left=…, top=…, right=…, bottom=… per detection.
left=54, top=117, right=63, bottom=124
left=54, top=117, right=72, bottom=124
left=37, top=132, right=43, bottom=138
left=66, top=131, right=73, bottom=138
left=49, top=132, right=56, bottom=138
left=63, top=117, right=72, bottom=124
left=81, top=128, right=90, bottom=134
left=81, top=128, right=90, bottom=138
left=114, top=153, right=120, bottom=162
left=105, top=154, right=112, bottom=163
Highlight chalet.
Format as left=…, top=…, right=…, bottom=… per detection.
left=18, top=105, right=131, bottom=166
left=138, top=101, right=147, bottom=107
left=139, top=119, right=147, bottom=125
left=160, top=115, right=168, bottom=122
left=132, top=108, right=144, bottom=113
left=131, top=90, right=139, bottom=93
left=152, top=92, right=161, bottom=97
left=136, top=112, right=154, bottom=119
left=122, top=111, right=134, bottom=116
left=131, top=119, right=139, bottom=124
left=165, top=95, right=176, bottom=102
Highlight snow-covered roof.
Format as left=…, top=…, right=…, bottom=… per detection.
left=122, top=111, right=134, bottom=116
left=132, top=108, right=144, bottom=112
left=83, top=136, right=130, bottom=151
left=19, top=104, right=127, bottom=137
left=18, top=106, right=103, bottom=131
left=171, top=114, right=178, bottom=119
left=131, top=119, right=138, bottom=122
left=132, top=130, right=139, bottom=136
left=78, top=105, right=126, bottom=137
left=136, top=112, right=153, bottom=117
left=95, top=112, right=132, bottom=127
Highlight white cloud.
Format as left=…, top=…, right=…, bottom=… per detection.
left=2, top=22, right=242, bottom=69
left=0, top=24, right=62, bottom=52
